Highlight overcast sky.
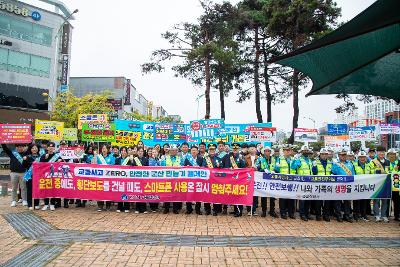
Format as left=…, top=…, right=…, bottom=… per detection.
left=43, top=0, right=376, bottom=130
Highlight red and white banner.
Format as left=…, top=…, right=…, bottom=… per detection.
left=294, top=128, right=318, bottom=142
left=59, top=146, right=85, bottom=160
left=33, top=163, right=254, bottom=205
left=249, top=127, right=276, bottom=142
left=0, top=124, right=32, bottom=144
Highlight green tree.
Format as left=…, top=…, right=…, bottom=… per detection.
left=51, top=90, right=114, bottom=128
left=265, top=0, right=341, bottom=143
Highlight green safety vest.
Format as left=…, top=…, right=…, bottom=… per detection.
left=278, top=156, right=290, bottom=174
left=260, top=157, right=271, bottom=171
left=294, top=157, right=312, bottom=175
left=389, top=160, right=399, bottom=174
left=165, top=155, right=181, bottom=167
left=315, top=159, right=332, bottom=175
left=353, top=161, right=372, bottom=175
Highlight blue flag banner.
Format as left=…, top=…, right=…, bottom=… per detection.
left=254, top=172, right=392, bottom=200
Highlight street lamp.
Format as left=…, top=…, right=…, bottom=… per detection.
left=196, top=93, right=205, bottom=120
left=303, top=116, right=316, bottom=129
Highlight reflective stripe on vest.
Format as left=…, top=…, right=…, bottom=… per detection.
left=166, top=155, right=181, bottom=167
left=279, top=156, right=290, bottom=174
left=298, top=158, right=312, bottom=175
left=316, top=159, right=332, bottom=175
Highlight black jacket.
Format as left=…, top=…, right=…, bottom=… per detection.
left=22, top=154, right=41, bottom=169
left=1, top=144, right=27, bottom=173
left=132, top=156, right=149, bottom=166
left=184, top=156, right=205, bottom=167
left=221, top=153, right=246, bottom=168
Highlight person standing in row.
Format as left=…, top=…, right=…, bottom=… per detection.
left=116, top=147, right=132, bottom=213
left=148, top=148, right=160, bottom=212
left=204, top=144, right=222, bottom=216
left=1, top=143, right=28, bottom=207
left=387, top=149, right=400, bottom=221
left=132, top=146, right=149, bottom=214
left=256, top=146, right=273, bottom=217
left=93, top=145, right=115, bottom=211
left=246, top=144, right=259, bottom=215
left=352, top=151, right=373, bottom=221
left=276, top=146, right=295, bottom=219
left=22, top=143, right=41, bottom=210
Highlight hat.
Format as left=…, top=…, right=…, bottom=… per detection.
left=170, top=144, right=178, bottom=150
left=358, top=151, right=367, bottom=157
left=338, top=148, right=348, bottom=154
left=319, top=148, right=329, bottom=154
left=208, top=144, right=216, bottom=149
left=232, top=143, right=240, bottom=149
left=48, top=142, right=56, bottom=148
left=387, top=148, right=397, bottom=154
left=300, top=145, right=310, bottom=152
left=273, top=146, right=280, bottom=151
left=263, top=146, right=272, bottom=151
left=60, top=140, right=67, bottom=145
left=283, top=145, right=291, bottom=150
left=347, top=151, right=355, bottom=156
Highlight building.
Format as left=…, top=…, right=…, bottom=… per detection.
left=0, top=0, right=74, bottom=123
left=364, top=98, right=400, bottom=121
left=334, top=110, right=359, bottom=125
left=69, top=76, right=168, bottom=120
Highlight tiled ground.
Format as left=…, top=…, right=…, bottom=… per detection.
left=1, top=195, right=400, bottom=266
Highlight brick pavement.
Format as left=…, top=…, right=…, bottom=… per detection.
left=1, top=196, right=400, bottom=266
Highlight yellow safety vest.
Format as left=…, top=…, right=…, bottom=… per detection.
left=353, top=161, right=372, bottom=175
left=278, top=156, right=290, bottom=174
left=296, top=158, right=312, bottom=175
left=316, top=159, right=332, bottom=175
left=165, top=155, right=181, bottom=167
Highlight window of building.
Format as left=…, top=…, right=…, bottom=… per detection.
left=0, top=14, right=52, bottom=46
left=0, top=47, right=51, bottom=77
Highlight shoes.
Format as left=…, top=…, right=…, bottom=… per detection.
left=205, top=211, right=211, bottom=216
left=394, top=217, right=400, bottom=222
left=116, top=210, right=121, bottom=213
left=124, top=210, right=130, bottom=213
left=281, top=214, right=288, bottom=220
left=134, top=211, right=139, bottom=214
left=212, top=211, right=218, bottom=216
left=152, top=210, right=157, bottom=213
left=382, top=217, right=389, bottom=223
left=252, top=212, right=258, bottom=216
left=50, top=205, right=55, bottom=211
left=10, top=201, right=16, bottom=207
left=222, top=209, right=227, bottom=215
left=289, top=214, right=296, bottom=219
left=173, top=210, right=179, bottom=214
left=195, top=211, right=202, bottom=215
left=64, top=204, right=69, bottom=208
left=361, top=216, right=370, bottom=222
left=307, top=215, right=314, bottom=221
left=323, top=216, right=330, bottom=222
left=375, top=216, right=382, bottom=222
left=163, top=209, right=169, bottom=214
left=343, top=217, right=353, bottom=223
left=300, top=216, right=308, bottom=222
left=144, top=211, right=148, bottom=214
left=22, top=201, right=28, bottom=206
left=261, top=211, right=267, bottom=218
left=337, top=217, right=343, bottom=222
left=18, top=199, right=22, bottom=203
left=97, top=208, right=102, bottom=212
left=234, top=212, right=242, bottom=217
left=42, top=205, right=49, bottom=211
left=269, top=211, right=279, bottom=218
left=316, top=216, right=322, bottom=221
left=186, top=210, right=193, bottom=215
left=76, top=203, right=82, bottom=208
left=34, top=206, right=40, bottom=210
left=28, top=207, right=33, bottom=210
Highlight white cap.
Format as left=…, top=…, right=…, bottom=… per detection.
left=170, top=144, right=178, bottom=150
left=347, top=151, right=355, bottom=156
left=387, top=148, right=397, bottom=154
left=358, top=151, right=367, bottom=157
left=338, top=148, right=348, bottom=154
left=319, top=148, right=329, bottom=154
left=300, top=145, right=310, bottom=152
left=263, top=146, right=272, bottom=151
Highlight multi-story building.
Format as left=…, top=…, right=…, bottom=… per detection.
left=0, top=0, right=74, bottom=123
left=364, top=99, right=400, bottom=121
left=69, top=76, right=168, bottom=120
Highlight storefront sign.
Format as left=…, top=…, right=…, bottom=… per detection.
left=0, top=1, right=41, bottom=20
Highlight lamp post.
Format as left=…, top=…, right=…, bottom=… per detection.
left=303, top=116, right=316, bottom=129
left=196, top=93, right=205, bottom=120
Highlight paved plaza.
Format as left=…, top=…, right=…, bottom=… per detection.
left=1, top=193, right=400, bottom=267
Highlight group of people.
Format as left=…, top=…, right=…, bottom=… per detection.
left=2, top=140, right=399, bottom=224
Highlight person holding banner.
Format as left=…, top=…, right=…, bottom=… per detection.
left=116, top=147, right=133, bottom=213
left=199, top=142, right=208, bottom=158
left=83, top=146, right=95, bottom=164
left=369, top=146, right=390, bottom=222
left=160, top=143, right=170, bottom=160
left=387, top=149, right=400, bottom=222
left=1, top=143, right=28, bottom=207
left=331, top=148, right=355, bottom=223
left=179, top=142, right=190, bottom=161
left=246, top=144, right=259, bottom=216
left=312, top=148, right=333, bottom=222
left=204, top=144, right=223, bottom=216
left=132, top=147, right=149, bottom=214
left=291, top=145, right=314, bottom=221
left=221, top=142, right=246, bottom=217
left=22, top=143, right=41, bottom=210
left=184, top=145, right=206, bottom=215
left=40, top=142, right=63, bottom=211
left=92, top=144, right=115, bottom=212
left=256, top=146, right=275, bottom=218
left=161, top=144, right=183, bottom=214
left=276, top=146, right=295, bottom=220
left=148, top=148, right=161, bottom=212
left=352, top=151, right=373, bottom=222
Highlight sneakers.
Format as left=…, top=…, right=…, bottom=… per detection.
left=143, top=211, right=148, bottom=214
left=116, top=210, right=121, bottom=213
left=382, top=217, right=389, bottom=223
left=42, top=205, right=49, bottom=211
left=124, top=210, right=129, bottom=213
left=18, top=199, right=22, bottom=203
left=97, top=208, right=102, bottom=212
left=134, top=211, right=139, bottom=214
left=22, top=201, right=28, bottom=206
left=375, top=216, right=382, bottom=222
left=34, top=206, right=40, bottom=210
left=50, top=205, right=55, bottom=211
left=28, top=207, right=33, bottom=210
left=10, top=201, right=16, bottom=207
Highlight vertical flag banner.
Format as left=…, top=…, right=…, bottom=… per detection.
left=294, top=128, right=318, bottom=142
left=78, top=114, right=108, bottom=129
left=34, top=120, right=64, bottom=140
left=0, top=124, right=32, bottom=144
left=63, top=128, right=78, bottom=141
left=81, top=123, right=116, bottom=142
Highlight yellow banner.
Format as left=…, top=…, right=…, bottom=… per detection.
left=112, top=130, right=141, bottom=146
left=34, top=120, right=64, bottom=140
left=63, top=128, right=78, bottom=141
left=77, top=114, right=108, bottom=129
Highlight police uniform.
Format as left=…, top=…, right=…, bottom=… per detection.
left=255, top=146, right=274, bottom=217
left=276, top=146, right=295, bottom=219
left=221, top=143, right=246, bottom=217
left=312, top=148, right=333, bottom=221
left=204, top=144, right=221, bottom=215
left=291, top=146, right=313, bottom=221
left=161, top=147, right=184, bottom=214
left=352, top=151, right=373, bottom=221
left=387, top=149, right=400, bottom=221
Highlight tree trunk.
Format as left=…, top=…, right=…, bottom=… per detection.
left=288, top=69, right=299, bottom=144
left=262, top=41, right=272, bottom=122
left=204, top=54, right=211, bottom=120
left=218, top=61, right=225, bottom=119
left=254, top=26, right=263, bottom=123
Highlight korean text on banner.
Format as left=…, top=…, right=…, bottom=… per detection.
left=249, top=126, right=276, bottom=142
left=324, top=135, right=350, bottom=150
left=0, top=124, right=32, bottom=144
left=113, top=130, right=141, bottom=146
left=189, top=119, right=225, bottom=139
left=59, top=146, right=85, bottom=160
left=294, top=128, right=318, bottom=143
left=154, top=123, right=187, bottom=143
left=81, top=123, right=116, bottom=142
left=33, top=163, right=254, bottom=205
left=34, top=120, right=64, bottom=140
left=254, top=172, right=392, bottom=200
left=349, top=126, right=376, bottom=141
left=63, top=128, right=78, bottom=141
left=78, top=114, right=108, bottom=129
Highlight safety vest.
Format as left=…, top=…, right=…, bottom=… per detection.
left=259, top=157, right=271, bottom=171
left=389, top=160, right=399, bottom=173
left=315, top=159, right=332, bottom=175
left=165, top=155, right=181, bottom=167
left=278, top=156, right=290, bottom=174
left=296, top=157, right=312, bottom=175
left=353, top=161, right=372, bottom=175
